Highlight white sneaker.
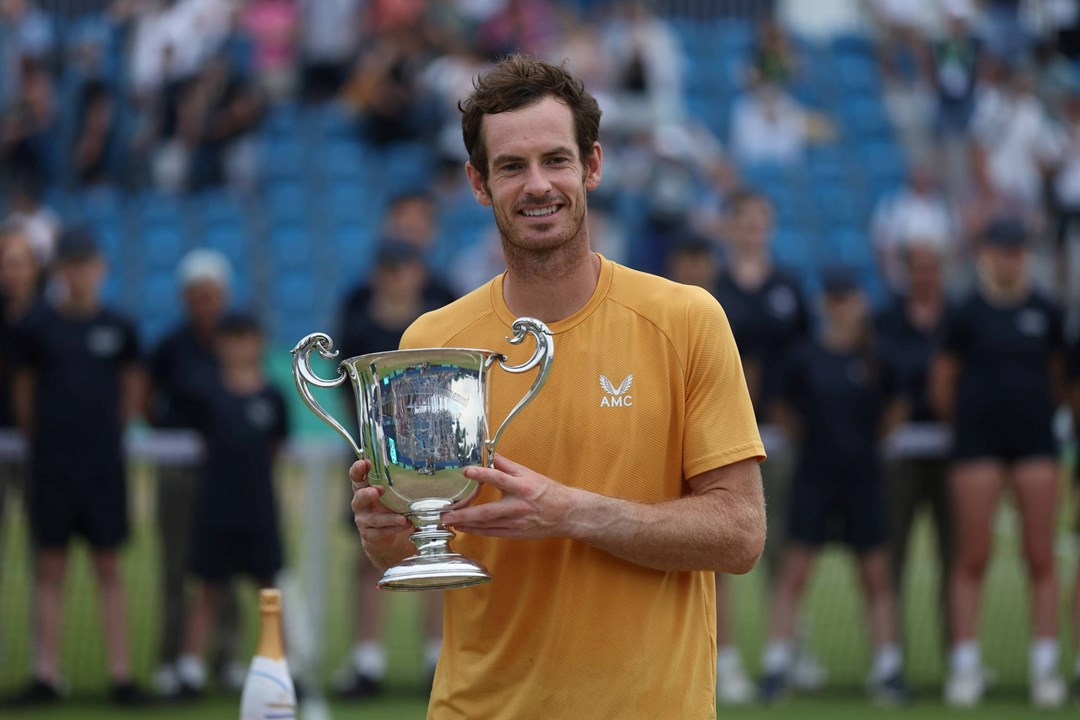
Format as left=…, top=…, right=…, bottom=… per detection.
left=152, top=664, right=180, bottom=697
left=791, top=650, right=827, bottom=691
left=944, top=668, right=986, bottom=708
left=716, top=666, right=755, bottom=705
left=1030, top=672, right=1066, bottom=709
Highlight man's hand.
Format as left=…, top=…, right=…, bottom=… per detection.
left=440, top=455, right=579, bottom=539
left=350, top=459, right=413, bottom=569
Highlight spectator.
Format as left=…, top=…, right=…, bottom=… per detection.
left=1, top=57, right=57, bottom=187
left=870, top=162, right=955, bottom=293
left=760, top=266, right=910, bottom=705
left=8, top=228, right=148, bottom=706
left=729, top=78, right=833, bottom=167
left=926, top=3, right=981, bottom=197
left=341, top=18, right=438, bottom=147
left=147, top=249, right=243, bottom=699
left=748, top=15, right=798, bottom=88
left=475, top=0, right=558, bottom=62
left=71, top=79, right=120, bottom=187
left=241, top=0, right=300, bottom=102
left=596, top=1, right=684, bottom=138
left=1067, top=329, right=1080, bottom=701
left=1, top=172, right=59, bottom=266
left=298, top=0, right=362, bottom=102
left=186, top=54, right=265, bottom=194
left=969, top=61, right=1058, bottom=214
left=177, top=312, right=289, bottom=697
left=334, top=240, right=445, bottom=698
left=875, top=241, right=953, bottom=655
left=930, top=218, right=1067, bottom=708
left=1046, top=86, right=1080, bottom=304
left=0, top=0, right=55, bottom=108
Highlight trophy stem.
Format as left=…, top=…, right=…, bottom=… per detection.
left=376, top=499, right=492, bottom=592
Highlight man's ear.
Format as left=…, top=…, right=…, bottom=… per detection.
left=584, top=142, right=602, bottom=192
left=466, top=162, right=492, bottom=206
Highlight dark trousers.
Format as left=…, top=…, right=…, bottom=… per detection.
left=886, top=455, right=953, bottom=651
left=156, top=464, right=239, bottom=667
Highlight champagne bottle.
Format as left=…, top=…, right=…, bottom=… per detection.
left=240, top=589, right=297, bottom=720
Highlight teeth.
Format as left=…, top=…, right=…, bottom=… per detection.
left=522, top=206, right=558, bottom=217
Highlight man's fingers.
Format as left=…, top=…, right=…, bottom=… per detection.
left=491, top=453, right=527, bottom=475
left=349, top=459, right=372, bottom=484
left=443, top=498, right=519, bottom=526
left=463, top=464, right=522, bottom=494
left=354, top=510, right=409, bottom=530
left=351, top=485, right=393, bottom=514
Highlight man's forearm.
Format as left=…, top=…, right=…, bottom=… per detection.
left=563, top=486, right=765, bottom=575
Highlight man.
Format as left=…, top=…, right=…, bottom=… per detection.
left=147, top=248, right=242, bottom=697
left=9, top=228, right=147, bottom=705
left=349, top=56, right=766, bottom=720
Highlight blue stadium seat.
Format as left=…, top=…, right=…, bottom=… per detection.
left=269, top=223, right=313, bottom=270
left=772, top=228, right=814, bottom=271
left=262, top=138, right=306, bottom=181
left=824, top=228, right=874, bottom=267
left=141, top=224, right=186, bottom=270
left=201, top=222, right=250, bottom=268
left=265, top=181, right=309, bottom=223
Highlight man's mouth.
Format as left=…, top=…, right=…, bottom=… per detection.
left=520, top=204, right=561, bottom=218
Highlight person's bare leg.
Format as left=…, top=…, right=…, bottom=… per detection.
left=92, top=550, right=132, bottom=681
left=1011, top=459, right=1060, bottom=639
left=34, top=549, right=67, bottom=683
left=767, top=546, right=816, bottom=642
left=858, top=549, right=899, bottom=648
left=346, top=556, right=387, bottom=686
left=948, top=460, right=1003, bottom=643
left=183, top=582, right=220, bottom=663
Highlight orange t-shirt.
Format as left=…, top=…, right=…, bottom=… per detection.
left=400, top=255, right=764, bottom=720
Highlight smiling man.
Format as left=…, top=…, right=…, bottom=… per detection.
left=349, top=55, right=766, bottom=720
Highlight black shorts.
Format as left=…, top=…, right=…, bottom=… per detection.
left=28, top=459, right=129, bottom=550
left=952, top=406, right=1057, bottom=463
left=787, top=463, right=888, bottom=553
left=189, top=520, right=283, bottom=583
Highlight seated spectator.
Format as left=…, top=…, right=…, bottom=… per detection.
left=187, top=54, right=265, bottom=194
left=299, top=0, right=361, bottom=102
left=71, top=79, right=120, bottom=187
left=0, top=57, right=57, bottom=186
left=0, top=0, right=55, bottom=108
left=729, top=79, right=833, bottom=167
left=748, top=16, right=798, bottom=88
left=241, top=0, right=300, bottom=102
left=926, top=3, right=981, bottom=196
left=870, top=162, right=955, bottom=293
left=1, top=171, right=59, bottom=266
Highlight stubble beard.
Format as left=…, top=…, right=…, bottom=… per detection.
left=491, top=188, right=590, bottom=281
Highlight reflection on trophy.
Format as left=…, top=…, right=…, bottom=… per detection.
left=291, top=318, right=554, bottom=591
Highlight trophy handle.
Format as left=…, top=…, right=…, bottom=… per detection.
left=291, top=333, right=363, bottom=458
left=488, top=317, right=554, bottom=460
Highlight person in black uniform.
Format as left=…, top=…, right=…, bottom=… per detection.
left=335, top=239, right=447, bottom=698
left=760, top=266, right=909, bottom=706
left=146, top=248, right=242, bottom=698
left=930, top=218, right=1068, bottom=709
left=9, top=229, right=148, bottom=706
left=712, top=189, right=813, bottom=699
left=875, top=241, right=953, bottom=652
left=177, top=312, right=288, bottom=696
left=0, top=223, right=43, bottom=543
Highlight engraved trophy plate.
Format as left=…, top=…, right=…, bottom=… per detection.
left=292, top=318, right=553, bottom=591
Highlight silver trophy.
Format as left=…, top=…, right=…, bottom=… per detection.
left=291, top=318, right=554, bottom=591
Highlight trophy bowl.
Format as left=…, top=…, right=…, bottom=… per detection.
left=291, top=318, right=553, bottom=591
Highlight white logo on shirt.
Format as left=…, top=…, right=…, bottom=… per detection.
left=600, top=374, right=633, bottom=408
left=246, top=398, right=277, bottom=430
left=767, top=285, right=797, bottom=320
left=1016, top=309, right=1047, bottom=337
left=87, top=326, right=122, bottom=358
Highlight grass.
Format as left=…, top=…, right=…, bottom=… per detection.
left=1, top=444, right=1077, bottom=719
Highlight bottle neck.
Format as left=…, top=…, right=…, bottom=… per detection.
left=255, top=610, right=285, bottom=661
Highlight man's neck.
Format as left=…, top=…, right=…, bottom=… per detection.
left=59, top=297, right=99, bottom=318
left=502, top=243, right=601, bottom=324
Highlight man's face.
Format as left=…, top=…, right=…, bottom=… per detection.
left=905, top=245, right=942, bottom=295
left=56, top=256, right=105, bottom=302
left=0, top=235, right=38, bottom=301
left=729, top=199, right=773, bottom=255
left=184, top=279, right=227, bottom=332
left=217, top=331, right=262, bottom=367
left=466, top=96, right=601, bottom=257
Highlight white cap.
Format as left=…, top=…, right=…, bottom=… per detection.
left=177, top=248, right=232, bottom=289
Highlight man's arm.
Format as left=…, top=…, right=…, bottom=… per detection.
left=120, top=365, right=147, bottom=426
left=12, top=368, right=35, bottom=437
left=442, top=454, right=766, bottom=575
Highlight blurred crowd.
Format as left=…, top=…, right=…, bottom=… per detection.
left=1, top=0, right=1080, bottom=711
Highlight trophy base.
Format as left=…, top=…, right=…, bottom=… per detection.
left=377, top=553, right=492, bottom=591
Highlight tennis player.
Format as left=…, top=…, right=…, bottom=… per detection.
left=350, top=55, right=766, bottom=720
left=930, top=217, right=1068, bottom=708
